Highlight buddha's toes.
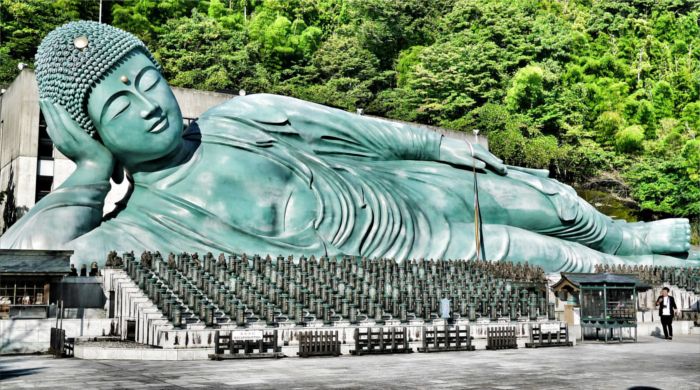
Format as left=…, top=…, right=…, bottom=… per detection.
left=641, top=218, right=691, bottom=254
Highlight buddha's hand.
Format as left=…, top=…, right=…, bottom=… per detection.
left=39, top=99, right=114, bottom=181
left=438, top=137, right=507, bottom=175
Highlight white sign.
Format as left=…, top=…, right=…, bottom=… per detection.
left=231, top=330, right=264, bottom=341
left=539, top=323, right=560, bottom=333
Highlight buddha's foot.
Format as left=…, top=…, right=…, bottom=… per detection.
left=634, top=218, right=691, bottom=254
left=618, top=254, right=700, bottom=268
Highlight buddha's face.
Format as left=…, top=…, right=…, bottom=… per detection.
left=87, top=49, right=183, bottom=167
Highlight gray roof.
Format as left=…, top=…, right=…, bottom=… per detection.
left=555, top=272, right=651, bottom=291
left=0, top=249, right=72, bottom=275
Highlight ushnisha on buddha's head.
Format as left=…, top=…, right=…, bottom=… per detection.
left=35, top=21, right=184, bottom=169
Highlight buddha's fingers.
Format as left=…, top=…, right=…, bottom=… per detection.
left=40, top=99, right=81, bottom=158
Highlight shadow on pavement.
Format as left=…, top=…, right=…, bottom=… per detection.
left=0, top=367, right=43, bottom=381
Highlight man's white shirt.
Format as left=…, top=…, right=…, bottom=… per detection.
left=662, top=296, right=671, bottom=316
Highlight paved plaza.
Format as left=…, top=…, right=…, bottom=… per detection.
left=1, top=335, right=698, bottom=389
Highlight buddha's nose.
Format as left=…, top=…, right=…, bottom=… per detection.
left=140, top=99, right=160, bottom=119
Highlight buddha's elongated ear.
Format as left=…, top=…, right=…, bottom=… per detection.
left=111, top=161, right=125, bottom=184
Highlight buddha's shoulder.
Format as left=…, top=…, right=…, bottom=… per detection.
left=194, top=94, right=300, bottom=140
left=200, top=93, right=341, bottom=124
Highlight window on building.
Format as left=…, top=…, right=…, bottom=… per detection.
left=36, top=112, right=55, bottom=202
left=38, top=112, right=53, bottom=158
left=35, top=176, right=53, bottom=202
left=0, top=278, right=50, bottom=319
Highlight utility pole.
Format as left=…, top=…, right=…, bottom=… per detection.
left=99, top=0, right=103, bottom=23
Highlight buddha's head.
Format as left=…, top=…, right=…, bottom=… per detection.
left=35, top=21, right=183, bottom=168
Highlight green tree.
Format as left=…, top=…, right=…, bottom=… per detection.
left=506, top=65, right=546, bottom=111
left=112, top=0, right=202, bottom=46
left=0, top=0, right=98, bottom=84
left=615, top=125, right=645, bottom=153
left=155, top=10, right=254, bottom=92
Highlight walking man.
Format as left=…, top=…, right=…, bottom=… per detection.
left=655, top=287, right=678, bottom=340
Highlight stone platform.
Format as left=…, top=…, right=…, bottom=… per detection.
left=1, top=334, right=697, bottom=389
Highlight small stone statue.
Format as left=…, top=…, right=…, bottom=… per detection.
left=105, top=250, right=117, bottom=267
left=113, top=254, right=124, bottom=267
left=89, top=261, right=99, bottom=276
left=141, top=251, right=153, bottom=268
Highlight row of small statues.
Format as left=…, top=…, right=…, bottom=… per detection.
left=124, top=250, right=550, bottom=327
left=68, top=262, right=99, bottom=277
left=594, top=263, right=700, bottom=291
left=108, top=250, right=547, bottom=284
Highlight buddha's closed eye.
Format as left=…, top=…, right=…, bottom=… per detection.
left=106, top=94, right=131, bottom=121
left=139, top=68, right=160, bottom=91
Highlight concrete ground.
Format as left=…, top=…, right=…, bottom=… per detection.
left=1, top=335, right=698, bottom=389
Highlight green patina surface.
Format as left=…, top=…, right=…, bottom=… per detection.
left=0, top=21, right=697, bottom=272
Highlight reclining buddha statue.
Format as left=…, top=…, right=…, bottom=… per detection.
left=1, top=21, right=697, bottom=272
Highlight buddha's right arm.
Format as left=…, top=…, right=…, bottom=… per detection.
left=0, top=178, right=110, bottom=250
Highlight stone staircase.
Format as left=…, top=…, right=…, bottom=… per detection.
left=103, top=268, right=179, bottom=345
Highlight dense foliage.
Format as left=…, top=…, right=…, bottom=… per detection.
left=1, top=0, right=698, bottom=236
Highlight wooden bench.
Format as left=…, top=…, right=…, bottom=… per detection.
left=486, top=326, right=517, bottom=350
left=209, top=330, right=284, bottom=360
left=350, top=327, right=413, bottom=355
left=418, top=325, right=475, bottom=353
left=526, top=323, right=573, bottom=348
left=298, top=330, right=341, bottom=358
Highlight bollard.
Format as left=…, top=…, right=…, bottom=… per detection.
left=236, top=304, right=246, bottom=326
left=374, top=303, right=383, bottom=322
left=349, top=305, right=358, bottom=324
left=295, top=303, right=305, bottom=324
left=172, top=305, right=182, bottom=328
left=548, top=303, right=556, bottom=321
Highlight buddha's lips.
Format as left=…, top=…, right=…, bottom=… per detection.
left=149, top=116, right=168, bottom=133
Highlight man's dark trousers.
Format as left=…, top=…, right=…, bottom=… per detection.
left=660, top=315, right=673, bottom=338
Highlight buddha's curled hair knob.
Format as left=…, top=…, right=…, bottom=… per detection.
left=35, top=21, right=162, bottom=136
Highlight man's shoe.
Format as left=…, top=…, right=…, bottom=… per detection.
left=669, top=337, right=672, bottom=340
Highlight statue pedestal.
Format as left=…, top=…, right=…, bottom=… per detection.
left=305, top=320, right=325, bottom=328
left=408, top=319, right=425, bottom=327
left=359, top=319, right=376, bottom=327
left=431, top=318, right=448, bottom=326
left=332, top=320, right=350, bottom=327
left=218, top=323, right=238, bottom=330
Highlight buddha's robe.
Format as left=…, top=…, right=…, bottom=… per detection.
left=1, top=94, right=621, bottom=269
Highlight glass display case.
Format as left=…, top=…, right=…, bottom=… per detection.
left=553, top=273, right=647, bottom=343
left=605, top=288, right=636, bottom=320
left=581, top=289, right=605, bottom=320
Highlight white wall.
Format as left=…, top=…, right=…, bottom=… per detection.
left=0, top=318, right=115, bottom=354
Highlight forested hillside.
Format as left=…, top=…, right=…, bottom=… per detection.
left=1, top=0, right=698, bottom=240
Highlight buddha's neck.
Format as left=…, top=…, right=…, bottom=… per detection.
left=128, top=138, right=198, bottom=183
